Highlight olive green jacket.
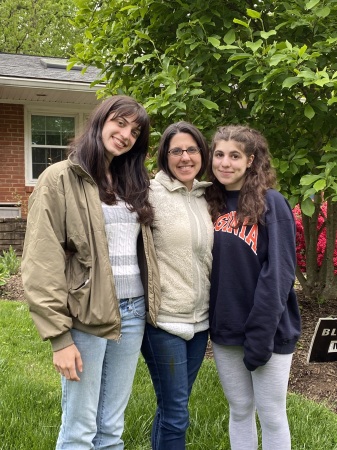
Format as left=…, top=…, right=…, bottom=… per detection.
left=21, top=153, right=160, bottom=351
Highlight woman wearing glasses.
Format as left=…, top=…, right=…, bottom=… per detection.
left=141, top=122, right=214, bottom=450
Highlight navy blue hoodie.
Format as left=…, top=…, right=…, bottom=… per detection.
left=209, top=189, right=301, bottom=371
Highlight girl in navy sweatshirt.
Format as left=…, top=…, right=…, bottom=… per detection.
left=206, top=125, right=301, bottom=450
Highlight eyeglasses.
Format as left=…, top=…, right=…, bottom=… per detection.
left=168, top=146, right=201, bottom=157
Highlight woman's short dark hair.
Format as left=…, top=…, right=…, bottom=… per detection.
left=157, top=121, right=209, bottom=180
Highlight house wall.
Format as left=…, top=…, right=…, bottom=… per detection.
left=0, top=103, right=32, bottom=218
left=0, top=218, right=26, bottom=256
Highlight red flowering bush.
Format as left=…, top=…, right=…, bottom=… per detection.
left=293, top=203, right=337, bottom=274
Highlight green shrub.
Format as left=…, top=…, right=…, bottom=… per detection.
left=0, top=245, right=21, bottom=275
left=0, top=263, right=10, bottom=286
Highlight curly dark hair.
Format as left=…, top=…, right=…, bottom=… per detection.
left=69, top=95, right=153, bottom=225
left=206, top=125, right=276, bottom=225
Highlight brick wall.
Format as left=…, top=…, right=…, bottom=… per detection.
left=0, top=218, right=26, bottom=256
left=0, top=103, right=31, bottom=218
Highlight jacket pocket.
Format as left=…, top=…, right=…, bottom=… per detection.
left=66, top=254, right=91, bottom=320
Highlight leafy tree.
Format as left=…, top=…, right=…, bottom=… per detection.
left=0, top=0, right=80, bottom=57
left=222, top=0, right=337, bottom=301
left=71, top=0, right=337, bottom=300
left=70, top=0, right=249, bottom=132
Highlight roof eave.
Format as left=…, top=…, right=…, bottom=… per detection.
left=0, top=76, right=104, bottom=92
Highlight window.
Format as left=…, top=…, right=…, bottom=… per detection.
left=25, top=108, right=91, bottom=185
left=31, top=115, right=75, bottom=179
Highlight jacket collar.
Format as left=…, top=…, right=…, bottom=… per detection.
left=68, top=152, right=96, bottom=185
left=154, top=170, right=212, bottom=197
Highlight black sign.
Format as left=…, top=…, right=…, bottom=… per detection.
left=307, top=318, right=337, bottom=363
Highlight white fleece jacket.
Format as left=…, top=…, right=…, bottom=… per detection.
left=149, top=171, right=214, bottom=333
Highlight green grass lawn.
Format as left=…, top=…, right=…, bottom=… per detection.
left=1, top=300, right=337, bottom=450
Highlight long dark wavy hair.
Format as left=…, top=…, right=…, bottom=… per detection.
left=157, top=121, right=209, bottom=180
left=69, top=95, right=153, bottom=225
left=206, top=125, right=276, bottom=225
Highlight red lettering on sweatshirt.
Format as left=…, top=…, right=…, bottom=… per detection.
left=214, top=211, right=237, bottom=233
left=214, top=213, right=258, bottom=255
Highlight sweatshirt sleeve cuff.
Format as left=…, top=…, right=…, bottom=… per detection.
left=243, top=357, right=258, bottom=372
left=50, top=331, right=74, bottom=352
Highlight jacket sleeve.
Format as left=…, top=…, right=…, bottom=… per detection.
left=21, top=172, right=74, bottom=351
left=243, top=193, right=297, bottom=371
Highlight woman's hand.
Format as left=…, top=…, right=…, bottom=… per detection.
left=53, top=344, right=83, bottom=381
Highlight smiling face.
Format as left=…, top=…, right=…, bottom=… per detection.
left=212, top=139, right=254, bottom=191
left=101, top=113, right=141, bottom=163
left=167, top=132, right=202, bottom=190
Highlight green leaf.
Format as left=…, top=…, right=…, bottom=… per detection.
left=228, top=53, right=251, bottom=61
left=279, top=161, right=289, bottom=173
left=304, top=104, right=315, bottom=119
left=288, top=196, right=299, bottom=208
left=300, top=174, right=322, bottom=185
left=85, top=30, right=93, bottom=39
left=298, top=45, right=307, bottom=57
left=327, top=97, right=337, bottom=106
left=325, top=162, right=337, bottom=176
left=172, top=101, right=186, bottom=110
left=219, top=83, right=231, bottom=93
left=246, top=9, right=261, bottom=19
left=272, top=157, right=279, bottom=168
left=165, top=84, right=177, bottom=95
left=190, top=89, right=204, bottom=96
left=300, top=197, right=315, bottom=217
left=135, top=31, right=152, bottom=41
left=208, top=36, right=221, bottom=47
left=313, top=79, right=330, bottom=87
left=282, top=77, right=301, bottom=88
left=222, top=44, right=240, bottom=50
left=213, top=53, right=221, bottom=60
left=285, top=40, right=293, bottom=50
left=302, top=188, right=316, bottom=201
left=246, top=39, right=263, bottom=53
left=233, top=18, right=249, bottom=28
left=290, top=163, right=298, bottom=175
left=260, top=30, right=277, bottom=40
left=316, top=6, right=330, bottom=18
left=327, top=37, right=337, bottom=45
left=134, top=54, right=155, bottom=63
left=270, top=54, right=287, bottom=66
left=293, top=148, right=310, bottom=159
left=305, top=0, right=320, bottom=9
left=313, top=179, right=326, bottom=191
left=293, top=158, right=309, bottom=166
left=198, top=98, right=219, bottom=110
left=67, top=61, right=79, bottom=71
left=223, top=29, right=236, bottom=45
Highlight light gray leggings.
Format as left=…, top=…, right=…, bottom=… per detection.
left=212, top=343, right=293, bottom=450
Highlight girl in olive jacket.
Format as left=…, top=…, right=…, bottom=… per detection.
left=22, top=95, right=160, bottom=450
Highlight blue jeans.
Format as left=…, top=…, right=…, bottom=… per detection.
left=56, top=296, right=146, bottom=450
left=141, top=324, right=208, bottom=450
